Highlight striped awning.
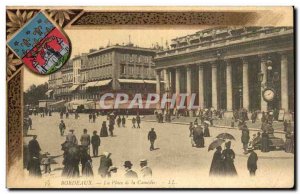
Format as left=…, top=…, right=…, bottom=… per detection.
left=118, top=79, right=145, bottom=84
left=83, top=81, right=98, bottom=88
left=94, top=79, right=112, bottom=87
left=69, top=85, right=80, bottom=92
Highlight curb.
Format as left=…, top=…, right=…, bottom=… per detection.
left=142, top=119, right=286, bottom=134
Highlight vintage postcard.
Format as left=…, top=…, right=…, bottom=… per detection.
left=6, top=6, right=294, bottom=189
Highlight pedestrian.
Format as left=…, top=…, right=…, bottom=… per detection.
left=27, top=135, right=42, bottom=177
left=92, top=113, right=96, bottom=123
left=132, top=117, right=136, bottom=128
left=59, top=120, right=66, bottom=136
left=61, top=144, right=80, bottom=178
left=122, top=116, right=126, bottom=127
left=91, top=130, right=101, bottom=157
left=261, top=130, right=269, bottom=152
left=189, top=122, right=194, bottom=137
left=222, top=141, right=237, bottom=176
left=28, top=117, right=32, bottom=130
left=136, top=114, right=141, bottom=128
left=66, top=129, right=78, bottom=145
left=241, top=124, right=250, bottom=154
left=60, top=111, right=63, bottom=119
left=140, top=159, right=152, bottom=178
left=100, top=121, right=109, bottom=137
left=283, top=120, right=288, bottom=132
left=87, top=113, right=91, bottom=123
left=81, top=148, right=93, bottom=177
left=247, top=146, right=258, bottom=176
left=231, top=117, right=235, bottom=127
left=108, top=166, right=118, bottom=178
left=66, top=112, right=69, bottom=119
left=108, top=123, right=114, bottom=137
left=123, top=161, right=138, bottom=179
left=80, top=129, right=90, bottom=151
left=41, top=152, right=51, bottom=174
left=148, top=128, right=157, bottom=151
left=117, top=116, right=121, bottom=127
left=98, top=152, right=113, bottom=178
left=203, top=122, right=210, bottom=137
left=209, top=146, right=224, bottom=176
left=285, top=131, right=294, bottom=153
left=193, top=125, right=204, bottom=148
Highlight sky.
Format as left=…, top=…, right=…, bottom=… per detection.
left=24, top=28, right=201, bottom=91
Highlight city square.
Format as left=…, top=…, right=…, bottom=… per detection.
left=23, top=112, right=294, bottom=188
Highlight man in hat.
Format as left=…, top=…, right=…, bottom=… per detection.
left=148, top=128, right=157, bottom=151
left=247, top=145, right=258, bottom=176
left=98, top=152, right=113, bottom=178
left=241, top=124, right=250, bottom=154
left=124, top=161, right=138, bottom=179
left=91, top=130, right=101, bottom=157
left=66, top=129, right=78, bottom=145
left=59, top=120, right=66, bottom=136
left=80, top=129, right=90, bottom=151
left=140, top=159, right=152, bottom=178
left=108, top=166, right=118, bottom=178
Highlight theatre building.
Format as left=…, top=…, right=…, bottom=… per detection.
left=154, top=27, right=294, bottom=116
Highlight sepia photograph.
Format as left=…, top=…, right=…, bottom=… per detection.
left=6, top=6, right=295, bottom=189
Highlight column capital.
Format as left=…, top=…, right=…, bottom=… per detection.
left=241, top=57, right=249, bottom=64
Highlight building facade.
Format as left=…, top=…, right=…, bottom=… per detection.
left=154, top=27, right=294, bottom=114
left=48, top=43, right=159, bottom=110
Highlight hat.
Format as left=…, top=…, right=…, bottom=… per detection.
left=140, top=159, right=147, bottom=163
left=247, top=146, right=254, bottom=151
left=103, top=151, right=111, bottom=157
left=108, top=166, right=118, bottom=172
left=225, top=141, right=231, bottom=148
left=123, top=161, right=133, bottom=167
left=93, top=130, right=97, bottom=134
left=69, top=129, right=74, bottom=132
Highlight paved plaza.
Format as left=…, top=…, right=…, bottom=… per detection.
left=24, top=113, right=294, bottom=188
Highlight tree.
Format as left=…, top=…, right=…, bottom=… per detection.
left=24, top=82, right=48, bottom=106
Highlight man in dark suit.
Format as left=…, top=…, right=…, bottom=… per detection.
left=148, top=128, right=157, bottom=151
left=124, top=161, right=138, bottom=179
left=91, top=130, right=100, bottom=157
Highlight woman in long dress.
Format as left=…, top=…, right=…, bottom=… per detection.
left=285, top=132, right=294, bottom=153
left=203, top=123, right=210, bottom=137
left=209, top=146, right=224, bottom=176
left=222, top=141, right=237, bottom=176
left=62, top=143, right=80, bottom=178
left=100, top=121, right=108, bottom=137
left=261, top=131, right=269, bottom=152
left=81, top=150, right=93, bottom=177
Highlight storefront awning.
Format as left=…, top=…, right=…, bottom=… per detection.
left=94, top=79, right=112, bottom=87
left=118, top=79, right=145, bottom=84
left=69, top=85, right=80, bottom=92
left=45, top=89, right=53, bottom=95
left=144, top=80, right=157, bottom=84
left=49, top=100, right=66, bottom=108
left=84, top=81, right=98, bottom=88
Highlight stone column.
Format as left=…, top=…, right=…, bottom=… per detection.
left=155, top=70, right=161, bottom=109
left=260, top=57, right=268, bottom=112
left=186, top=66, right=193, bottom=115
left=163, top=68, right=170, bottom=91
left=242, top=57, right=250, bottom=110
left=211, top=63, right=218, bottom=109
left=198, top=65, right=204, bottom=108
left=226, top=60, right=232, bottom=111
left=175, top=68, right=181, bottom=107
left=155, top=70, right=161, bottom=95
left=281, top=53, right=289, bottom=111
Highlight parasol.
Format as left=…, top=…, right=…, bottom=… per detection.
left=216, top=133, right=235, bottom=140
left=208, top=138, right=225, bottom=151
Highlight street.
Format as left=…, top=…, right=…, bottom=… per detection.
left=24, top=113, right=294, bottom=188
